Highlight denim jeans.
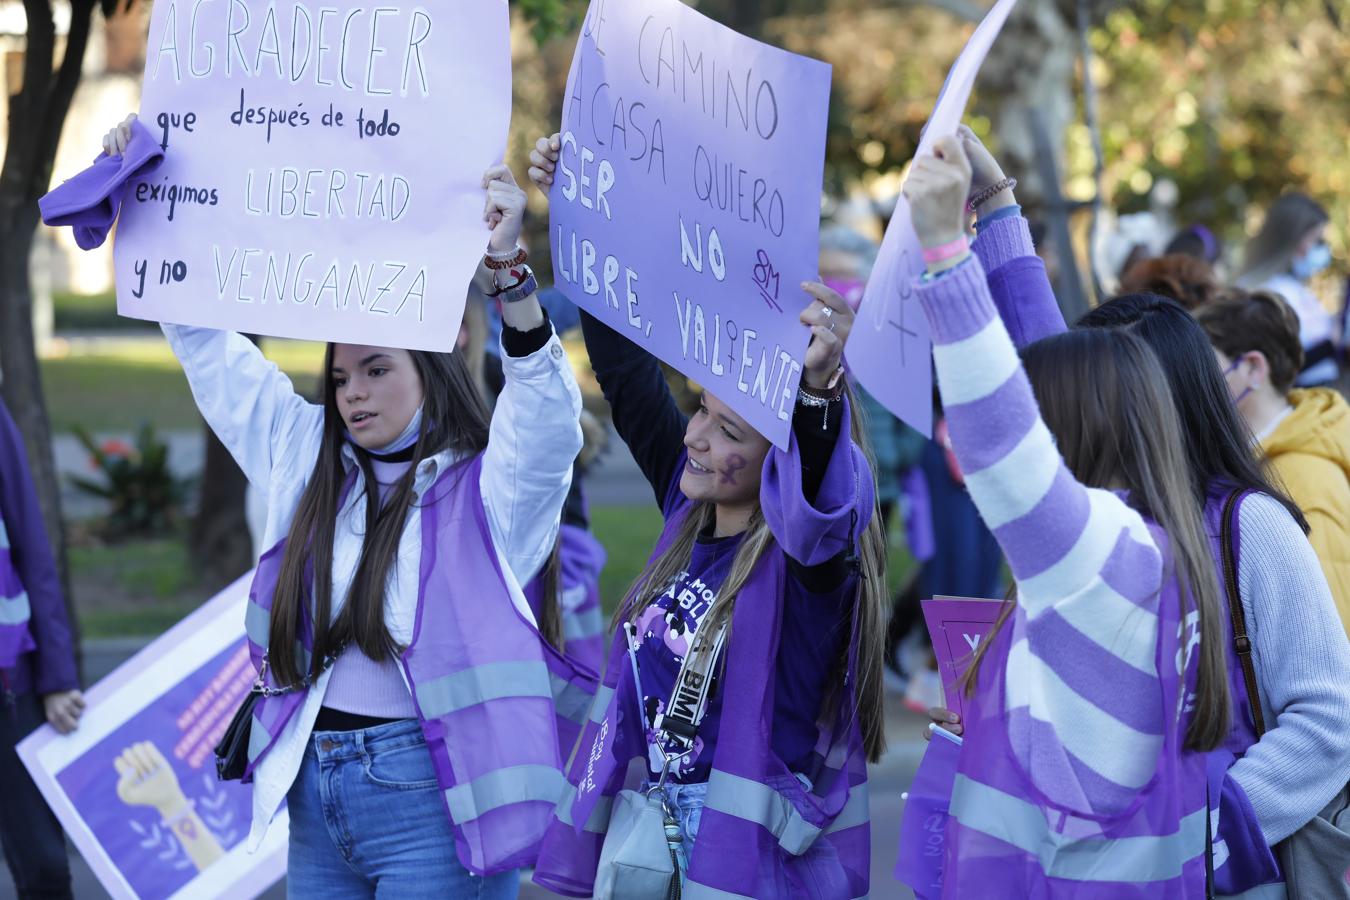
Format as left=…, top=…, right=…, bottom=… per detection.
left=642, top=780, right=709, bottom=875
left=286, top=718, right=519, bottom=899
left=0, top=690, right=73, bottom=900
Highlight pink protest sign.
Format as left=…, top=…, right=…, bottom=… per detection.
left=846, top=0, right=1021, bottom=437
left=920, top=594, right=1005, bottom=722
left=550, top=0, right=832, bottom=449
left=18, top=574, right=286, bottom=900
left=112, top=1, right=511, bottom=351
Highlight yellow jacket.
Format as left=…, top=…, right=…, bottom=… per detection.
left=1262, top=388, right=1350, bottom=639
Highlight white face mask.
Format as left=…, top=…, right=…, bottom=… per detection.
left=1291, top=242, right=1331, bottom=281
left=350, top=404, right=424, bottom=455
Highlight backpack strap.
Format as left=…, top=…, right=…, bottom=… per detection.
left=1220, top=489, right=1267, bottom=737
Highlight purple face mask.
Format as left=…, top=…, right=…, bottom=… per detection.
left=823, top=277, right=865, bottom=311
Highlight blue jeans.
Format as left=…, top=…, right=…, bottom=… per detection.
left=642, top=780, right=709, bottom=874
left=286, top=719, right=519, bottom=899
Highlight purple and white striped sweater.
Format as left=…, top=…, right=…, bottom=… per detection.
left=918, top=255, right=1173, bottom=816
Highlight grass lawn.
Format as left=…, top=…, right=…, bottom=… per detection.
left=42, top=337, right=327, bottom=432
left=72, top=505, right=915, bottom=638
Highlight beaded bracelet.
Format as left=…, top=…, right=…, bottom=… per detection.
left=484, top=246, right=528, bottom=270
left=966, top=176, right=1017, bottom=213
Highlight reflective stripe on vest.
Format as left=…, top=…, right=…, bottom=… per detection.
left=951, top=774, right=1208, bottom=883
left=247, top=711, right=274, bottom=763
left=244, top=600, right=270, bottom=649
left=553, top=782, right=613, bottom=834
left=589, top=684, right=615, bottom=724
left=443, top=763, right=567, bottom=824
left=684, top=878, right=868, bottom=900
left=702, top=770, right=869, bottom=856
left=563, top=603, right=605, bottom=641
left=0, top=590, right=30, bottom=625
left=412, top=659, right=592, bottom=727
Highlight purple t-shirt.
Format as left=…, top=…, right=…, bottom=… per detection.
left=634, top=523, right=852, bottom=784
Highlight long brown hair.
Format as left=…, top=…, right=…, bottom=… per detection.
left=267, top=345, right=492, bottom=687
left=962, top=329, right=1230, bottom=751
left=1239, top=191, right=1329, bottom=287
left=615, top=383, right=890, bottom=762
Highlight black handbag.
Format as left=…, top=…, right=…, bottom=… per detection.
left=214, top=648, right=344, bottom=781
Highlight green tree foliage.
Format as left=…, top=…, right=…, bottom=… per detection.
left=1084, top=0, right=1350, bottom=266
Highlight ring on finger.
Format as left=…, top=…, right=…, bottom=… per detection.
left=828, top=321, right=837, bottom=334
left=820, top=306, right=833, bottom=319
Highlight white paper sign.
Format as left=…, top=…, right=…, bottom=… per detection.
left=113, top=1, right=512, bottom=351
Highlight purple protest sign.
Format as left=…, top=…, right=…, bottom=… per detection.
left=895, top=725, right=962, bottom=898
left=846, top=0, right=1021, bottom=437
left=550, top=0, right=832, bottom=449
left=920, top=595, right=1004, bottom=723
left=112, top=1, right=511, bottom=351
left=18, top=574, right=287, bottom=900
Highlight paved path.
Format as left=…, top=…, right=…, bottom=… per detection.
left=1, top=643, right=923, bottom=899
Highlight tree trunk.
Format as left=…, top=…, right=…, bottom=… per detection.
left=0, top=0, right=101, bottom=675
left=188, top=337, right=261, bottom=591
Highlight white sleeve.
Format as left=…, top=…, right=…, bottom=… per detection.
left=161, top=323, right=322, bottom=488
left=1229, top=492, right=1350, bottom=844
left=479, top=328, right=583, bottom=587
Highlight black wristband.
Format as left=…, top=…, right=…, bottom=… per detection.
left=501, top=308, right=553, bottom=358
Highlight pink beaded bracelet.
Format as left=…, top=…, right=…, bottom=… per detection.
left=920, top=235, right=970, bottom=265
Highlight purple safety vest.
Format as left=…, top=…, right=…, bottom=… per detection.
left=242, top=454, right=597, bottom=876
left=523, top=522, right=607, bottom=677
left=0, top=514, right=35, bottom=670
left=534, top=419, right=875, bottom=899
left=941, top=523, right=1212, bottom=898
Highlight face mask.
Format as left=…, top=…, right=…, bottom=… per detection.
left=348, top=404, right=424, bottom=456
left=1222, top=358, right=1253, bottom=407
left=823, top=277, right=865, bottom=312
left=1291, top=242, right=1331, bottom=281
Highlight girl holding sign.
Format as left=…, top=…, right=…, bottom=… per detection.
left=904, top=135, right=1273, bottom=896
left=525, top=136, right=888, bottom=899
left=937, top=129, right=1350, bottom=893
left=102, top=117, right=589, bottom=898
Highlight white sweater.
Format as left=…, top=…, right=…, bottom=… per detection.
left=161, top=323, right=583, bottom=850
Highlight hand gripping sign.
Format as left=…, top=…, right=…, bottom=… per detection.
left=550, top=0, right=831, bottom=449
left=846, top=0, right=1021, bottom=437
left=113, top=1, right=511, bottom=351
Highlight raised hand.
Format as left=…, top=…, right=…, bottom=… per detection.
left=904, top=135, right=974, bottom=251
left=799, top=282, right=854, bottom=390
left=482, top=164, right=528, bottom=254
left=101, top=113, right=137, bottom=157
left=527, top=133, right=561, bottom=194
left=114, top=741, right=186, bottom=812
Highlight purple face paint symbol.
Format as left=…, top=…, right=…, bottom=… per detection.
left=720, top=453, right=748, bottom=485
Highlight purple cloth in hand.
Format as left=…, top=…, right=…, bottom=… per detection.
left=38, top=118, right=164, bottom=250
left=896, top=729, right=962, bottom=898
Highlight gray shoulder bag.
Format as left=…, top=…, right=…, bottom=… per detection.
left=1221, top=491, right=1350, bottom=898
left=594, top=620, right=727, bottom=900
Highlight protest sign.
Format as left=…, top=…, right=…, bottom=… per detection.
left=895, top=725, right=961, bottom=898
left=18, top=573, right=286, bottom=900
left=846, top=0, right=1021, bottom=437
left=550, top=0, right=832, bottom=448
left=920, top=594, right=1004, bottom=722
left=113, top=1, right=511, bottom=351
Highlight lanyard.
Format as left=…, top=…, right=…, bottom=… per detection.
left=625, top=615, right=728, bottom=787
